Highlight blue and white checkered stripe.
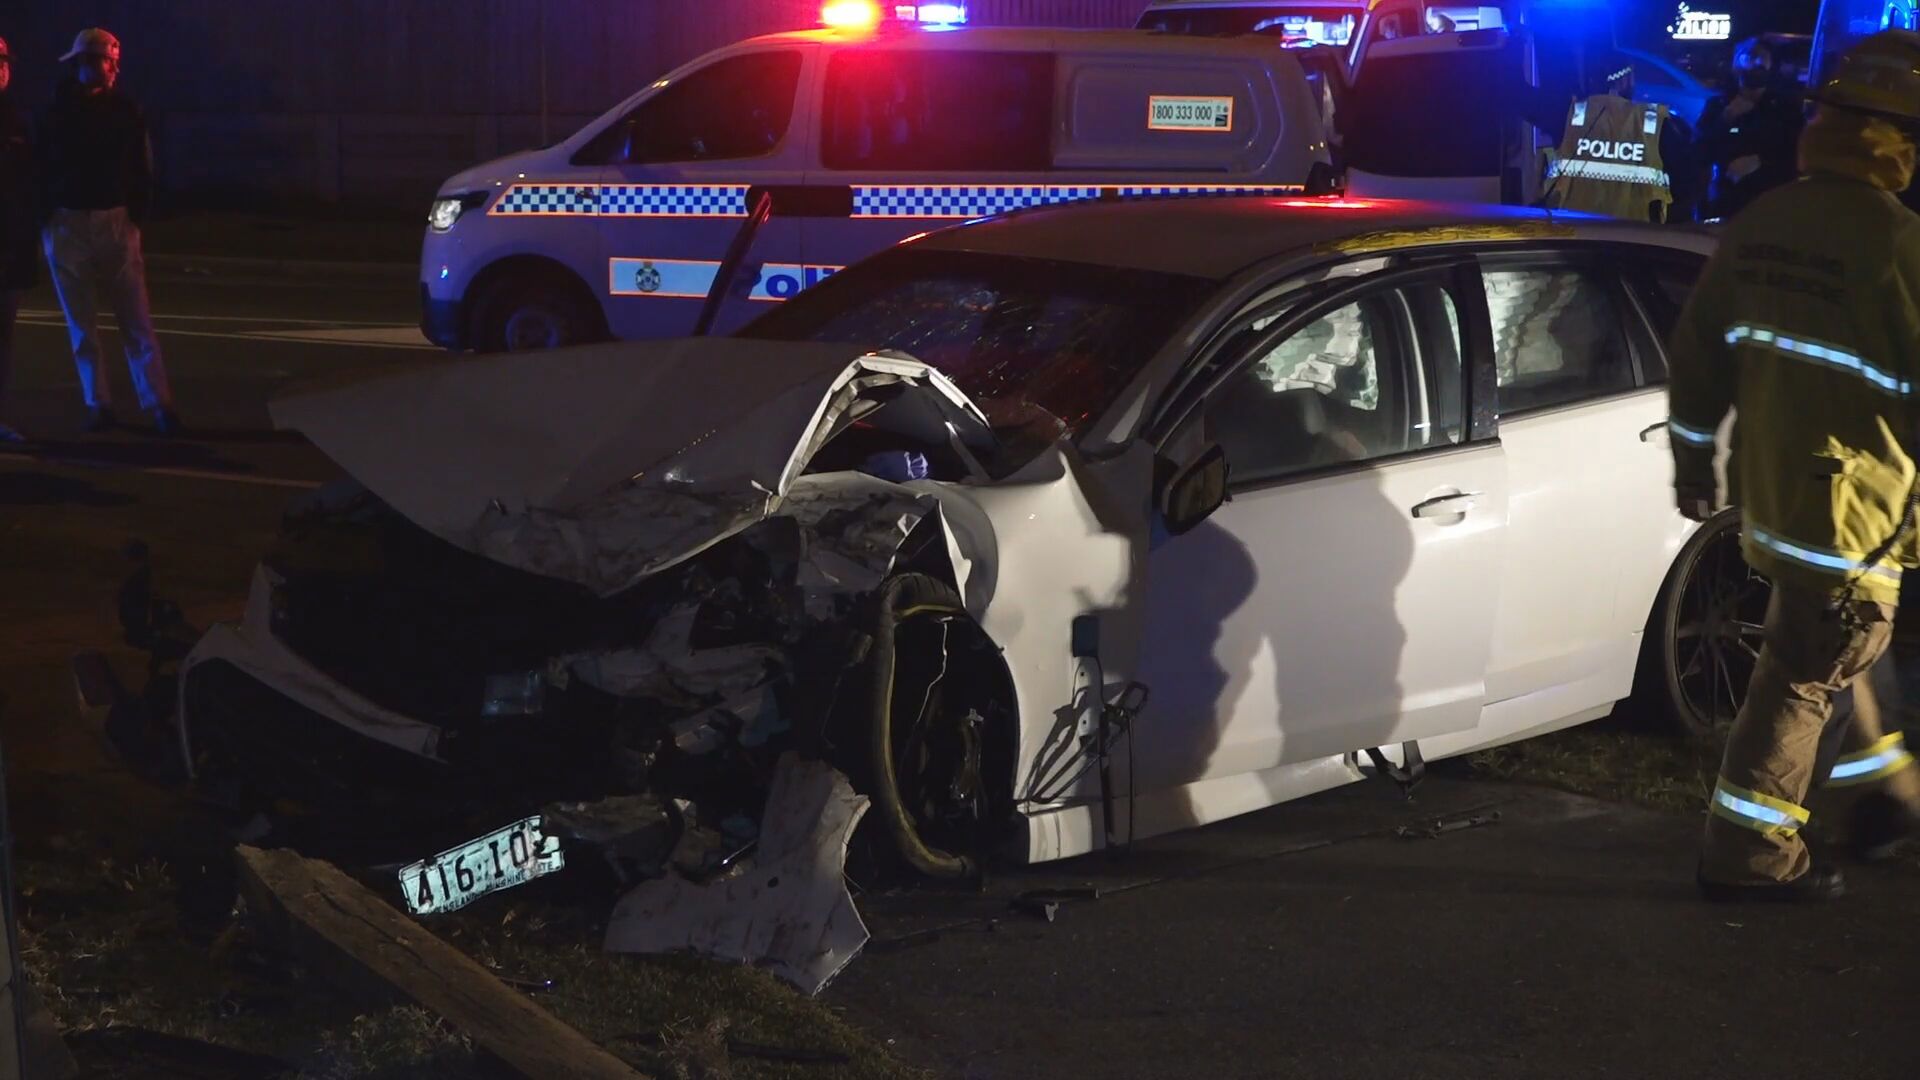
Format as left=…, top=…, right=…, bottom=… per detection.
left=495, top=181, right=1314, bottom=218
left=491, top=184, right=599, bottom=215
left=491, top=183, right=752, bottom=217
left=599, top=184, right=749, bottom=217
left=1115, top=184, right=1304, bottom=198
left=852, top=185, right=1108, bottom=218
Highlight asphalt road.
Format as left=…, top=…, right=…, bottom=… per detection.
left=3, top=267, right=1918, bottom=1079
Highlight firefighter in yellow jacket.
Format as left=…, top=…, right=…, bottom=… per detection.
left=1668, top=30, right=1920, bottom=902
left=1543, top=60, right=1696, bottom=222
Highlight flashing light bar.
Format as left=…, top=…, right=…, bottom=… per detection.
left=823, top=1, right=967, bottom=29
left=823, top=0, right=880, bottom=28
left=899, top=3, right=969, bottom=23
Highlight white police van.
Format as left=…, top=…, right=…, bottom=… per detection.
left=420, top=3, right=1333, bottom=351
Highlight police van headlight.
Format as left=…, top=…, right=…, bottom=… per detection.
left=429, top=192, right=489, bottom=232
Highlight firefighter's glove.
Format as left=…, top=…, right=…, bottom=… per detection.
left=1673, top=444, right=1717, bottom=523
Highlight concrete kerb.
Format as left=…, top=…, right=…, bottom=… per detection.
left=145, top=252, right=418, bottom=286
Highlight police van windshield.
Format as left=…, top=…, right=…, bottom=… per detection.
left=738, top=250, right=1215, bottom=438
left=1137, top=5, right=1363, bottom=50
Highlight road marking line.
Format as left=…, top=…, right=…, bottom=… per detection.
left=17, top=318, right=437, bottom=351
left=0, top=450, right=324, bottom=489
left=22, top=308, right=416, bottom=328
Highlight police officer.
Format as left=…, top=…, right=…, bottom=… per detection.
left=1542, top=58, right=1698, bottom=222
left=1668, top=29, right=1920, bottom=903
left=1698, top=37, right=1807, bottom=220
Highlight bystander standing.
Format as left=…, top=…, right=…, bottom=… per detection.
left=38, top=27, right=177, bottom=435
left=0, top=36, right=34, bottom=443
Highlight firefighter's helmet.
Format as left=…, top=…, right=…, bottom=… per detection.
left=1815, top=28, right=1920, bottom=126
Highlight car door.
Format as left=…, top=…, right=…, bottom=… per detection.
left=1131, top=261, right=1509, bottom=792
left=1475, top=251, right=1679, bottom=717
left=591, top=47, right=811, bottom=340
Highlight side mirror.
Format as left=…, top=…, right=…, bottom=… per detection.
left=1157, top=444, right=1231, bottom=537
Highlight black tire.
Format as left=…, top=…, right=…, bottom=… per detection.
left=1638, top=508, right=1770, bottom=739
left=864, top=572, right=985, bottom=880
left=469, top=272, right=603, bottom=353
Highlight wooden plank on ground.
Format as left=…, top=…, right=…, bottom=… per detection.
left=235, top=845, right=644, bottom=1080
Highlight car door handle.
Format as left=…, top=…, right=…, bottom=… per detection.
left=1639, top=422, right=1670, bottom=443
left=1411, top=492, right=1481, bottom=519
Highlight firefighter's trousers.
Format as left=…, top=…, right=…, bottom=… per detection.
left=1702, top=583, right=1920, bottom=884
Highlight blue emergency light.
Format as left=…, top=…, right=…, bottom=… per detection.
left=823, top=1, right=968, bottom=29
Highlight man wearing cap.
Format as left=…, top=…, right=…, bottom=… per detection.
left=0, top=36, right=34, bottom=443
left=39, top=27, right=178, bottom=435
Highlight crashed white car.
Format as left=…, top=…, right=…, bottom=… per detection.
left=175, top=198, right=1750, bottom=907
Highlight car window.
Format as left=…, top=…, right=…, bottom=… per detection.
left=1199, top=281, right=1465, bottom=487
left=1484, top=267, right=1637, bottom=415
left=822, top=50, right=1054, bottom=171
left=1622, top=256, right=1706, bottom=384
left=577, top=51, right=803, bottom=166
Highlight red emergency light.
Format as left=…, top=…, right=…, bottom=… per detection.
left=822, top=0, right=882, bottom=29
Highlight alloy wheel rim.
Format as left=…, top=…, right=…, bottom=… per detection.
left=1672, top=524, right=1769, bottom=734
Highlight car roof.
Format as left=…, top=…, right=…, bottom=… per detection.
left=738, top=25, right=1320, bottom=57
left=909, top=197, right=1716, bottom=279
left=1141, top=0, right=1368, bottom=7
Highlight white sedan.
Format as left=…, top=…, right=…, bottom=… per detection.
left=175, top=197, right=1751, bottom=884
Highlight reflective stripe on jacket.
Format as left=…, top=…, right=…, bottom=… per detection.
left=1666, top=174, right=1920, bottom=604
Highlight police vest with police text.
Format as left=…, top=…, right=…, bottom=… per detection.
left=1545, top=95, right=1673, bottom=221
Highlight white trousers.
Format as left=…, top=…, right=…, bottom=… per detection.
left=43, top=207, right=172, bottom=412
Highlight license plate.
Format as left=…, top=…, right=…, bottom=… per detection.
left=398, top=815, right=565, bottom=917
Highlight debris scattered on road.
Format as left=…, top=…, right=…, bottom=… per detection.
left=1011, top=896, right=1061, bottom=922
left=1393, top=810, right=1502, bottom=840
left=1020, top=886, right=1102, bottom=902
left=603, top=753, right=871, bottom=996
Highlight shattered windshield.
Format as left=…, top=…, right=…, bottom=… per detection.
left=738, top=250, right=1216, bottom=438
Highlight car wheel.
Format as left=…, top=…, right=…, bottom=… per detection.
left=470, top=274, right=602, bottom=353
left=1644, top=508, right=1770, bottom=739
left=864, top=572, right=992, bottom=880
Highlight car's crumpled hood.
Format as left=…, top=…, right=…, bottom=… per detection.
left=270, top=338, right=994, bottom=596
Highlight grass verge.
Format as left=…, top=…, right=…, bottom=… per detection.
left=1465, top=720, right=1720, bottom=814
left=17, top=851, right=924, bottom=1079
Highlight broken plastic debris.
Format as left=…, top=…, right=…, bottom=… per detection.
left=603, top=753, right=870, bottom=995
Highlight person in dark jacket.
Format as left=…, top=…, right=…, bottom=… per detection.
left=1697, top=38, right=1807, bottom=220
left=0, top=36, right=34, bottom=443
left=39, top=27, right=177, bottom=435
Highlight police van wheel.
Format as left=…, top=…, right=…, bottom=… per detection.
left=471, top=277, right=602, bottom=353
left=1642, top=508, right=1768, bottom=740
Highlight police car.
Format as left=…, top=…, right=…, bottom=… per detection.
left=419, top=2, right=1334, bottom=352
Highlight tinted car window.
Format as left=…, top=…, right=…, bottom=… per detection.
left=576, top=51, right=803, bottom=166
left=822, top=50, right=1054, bottom=171
left=1624, top=255, right=1708, bottom=383
left=1484, top=268, right=1637, bottom=414
left=739, top=250, right=1215, bottom=437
